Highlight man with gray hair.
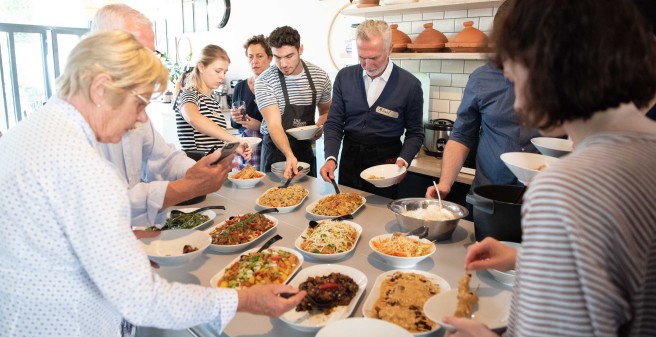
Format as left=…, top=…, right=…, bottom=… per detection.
left=320, top=20, right=424, bottom=199
left=92, top=4, right=230, bottom=227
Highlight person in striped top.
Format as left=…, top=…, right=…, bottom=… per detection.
left=443, top=0, right=656, bottom=336
left=255, top=26, right=332, bottom=178
left=175, top=44, right=252, bottom=159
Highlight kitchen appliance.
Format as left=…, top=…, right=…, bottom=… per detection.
left=423, top=119, right=454, bottom=157
left=466, top=185, right=523, bottom=243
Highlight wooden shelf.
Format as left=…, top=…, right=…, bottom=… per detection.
left=343, top=0, right=503, bottom=17
left=391, top=52, right=489, bottom=60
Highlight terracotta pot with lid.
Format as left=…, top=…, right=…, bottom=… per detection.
left=391, top=24, right=411, bottom=52
left=408, top=23, right=448, bottom=52
left=446, top=21, right=490, bottom=52
left=353, top=0, right=380, bottom=8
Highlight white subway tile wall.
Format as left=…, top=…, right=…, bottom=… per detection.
left=390, top=6, right=499, bottom=118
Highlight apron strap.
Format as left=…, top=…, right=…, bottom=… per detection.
left=276, top=60, right=317, bottom=108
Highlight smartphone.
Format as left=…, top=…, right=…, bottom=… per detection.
left=210, top=141, right=240, bottom=165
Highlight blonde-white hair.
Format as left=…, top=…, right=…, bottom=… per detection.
left=56, top=31, right=168, bottom=106
left=356, top=20, right=392, bottom=51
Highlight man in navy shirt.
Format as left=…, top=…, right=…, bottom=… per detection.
left=320, top=20, right=424, bottom=199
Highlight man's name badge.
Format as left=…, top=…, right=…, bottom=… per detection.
left=375, top=106, right=399, bottom=118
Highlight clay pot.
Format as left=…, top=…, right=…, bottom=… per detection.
left=391, top=24, right=411, bottom=52
left=414, top=23, right=448, bottom=45
left=355, top=0, right=380, bottom=8
left=452, top=21, right=488, bottom=44
left=446, top=21, right=490, bottom=52
left=408, top=23, right=447, bottom=52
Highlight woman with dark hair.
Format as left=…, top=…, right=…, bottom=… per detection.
left=174, top=44, right=252, bottom=159
left=444, top=0, right=656, bottom=336
left=230, top=34, right=273, bottom=169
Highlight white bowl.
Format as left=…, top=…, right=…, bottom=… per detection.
left=138, top=229, right=210, bottom=267
left=360, top=164, right=407, bottom=188
left=531, top=137, right=574, bottom=158
left=294, top=220, right=363, bottom=261
left=369, top=233, right=436, bottom=268
left=271, top=161, right=310, bottom=181
left=241, top=136, right=262, bottom=148
left=227, top=170, right=265, bottom=188
left=500, top=152, right=559, bottom=184
left=488, top=241, right=521, bottom=286
left=317, top=318, right=414, bottom=337
left=286, top=125, right=322, bottom=140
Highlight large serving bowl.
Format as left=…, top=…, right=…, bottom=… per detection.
left=387, top=198, right=468, bottom=241
left=530, top=137, right=573, bottom=158
left=138, top=229, right=211, bottom=267
left=500, top=152, right=559, bottom=184
left=227, top=170, right=265, bottom=188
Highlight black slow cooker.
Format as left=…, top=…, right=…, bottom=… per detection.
left=423, top=119, right=454, bottom=157
left=466, top=185, right=524, bottom=243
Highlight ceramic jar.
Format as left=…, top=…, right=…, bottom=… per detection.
left=446, top=21, right=490, bottom=52
left=391, top=24, right=411, bottom=52
left=408, top=23, right=448, bottom=52
left=355, top=0, right=380, bottom=8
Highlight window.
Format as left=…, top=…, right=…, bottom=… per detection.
left=0, top=23, right=87, bottom=133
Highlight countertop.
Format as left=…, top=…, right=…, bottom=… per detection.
left=409, top=148, right=475, bottom=185
left=145, top=173, right=508, bottom=337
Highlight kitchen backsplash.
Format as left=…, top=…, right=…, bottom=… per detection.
left=375, top=5, right=499, bottom=122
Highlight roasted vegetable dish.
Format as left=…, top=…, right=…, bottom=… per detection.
left=311, top=193, right=364, bottom=216
left=217, top=248, right=300, bottom=288
left=210, top=213, right=275, bottom=245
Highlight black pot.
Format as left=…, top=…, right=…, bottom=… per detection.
left=465, top=185, right=524, bottom=243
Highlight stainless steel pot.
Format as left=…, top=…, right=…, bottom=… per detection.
left=466, top=185, right=523, bottom=243
left=387, top=198, right=468, bottom=241
left=423, top=119, right=454, bottom=157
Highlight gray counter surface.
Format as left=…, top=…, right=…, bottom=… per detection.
left=148, top=173, right=509, bottom=337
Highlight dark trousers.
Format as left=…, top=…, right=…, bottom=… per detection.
left=338, top=134, right=402, bottom=199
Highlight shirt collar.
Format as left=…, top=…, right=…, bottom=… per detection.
left=362, top=57, right=393, bottom=82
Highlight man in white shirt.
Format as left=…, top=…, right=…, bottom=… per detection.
left=92, top=4, right=225, bottom=226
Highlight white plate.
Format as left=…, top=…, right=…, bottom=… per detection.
left=209, top=246, right=304, bottom=288
left=305, top=194, right=367, bottom=220
left=279, top=264, right=368, bottom=332
left=316, top=317, right=413, bottom=337
left=241, top=136, right=262, bottom=148
left=256, top=187, right=309, bottom=213
left=204, top=214, right=279, bottom=253
left=423, top=288, right=512, bottom=331
left=362, top=270, right=451, bottom=336
left=286, top=125, right=322, bottom=140
left=294, top=220, right=363, bottom=261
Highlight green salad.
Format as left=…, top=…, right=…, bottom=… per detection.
left=147, top=213, right=210, bottom=231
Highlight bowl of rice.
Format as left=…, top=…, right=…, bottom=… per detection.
left=387, top=198, right=468, bottom=241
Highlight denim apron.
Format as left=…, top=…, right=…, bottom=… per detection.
left=261, top=60, right=317, bottom=177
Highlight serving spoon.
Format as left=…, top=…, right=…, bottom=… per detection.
left=279, top=166, right=303, bottom=188
left=403, top=226, right=429, bottom=239
left=257, top=234, right=282, bottom=252
left=309, top=214, right=354, bottom=229
left=170, top=205, right=225, bottom=216
left=330, top=178, right=340, bottom=194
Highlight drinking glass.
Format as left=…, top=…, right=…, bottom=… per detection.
left=231, top=100, right=247, bottom=121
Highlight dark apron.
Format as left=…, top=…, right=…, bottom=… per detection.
left=339, top=133, right=402, bottom=199
left=261, top=61, right=317, bottom=177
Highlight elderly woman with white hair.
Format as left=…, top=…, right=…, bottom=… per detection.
left=0, top=31, right=304, bottom=336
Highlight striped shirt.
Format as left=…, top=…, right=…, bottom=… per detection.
left=254, top=61, right=332, bottom=135
left=175, top=88, right=227, bottom=151
left=507, top=132, right=656, bottom=337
